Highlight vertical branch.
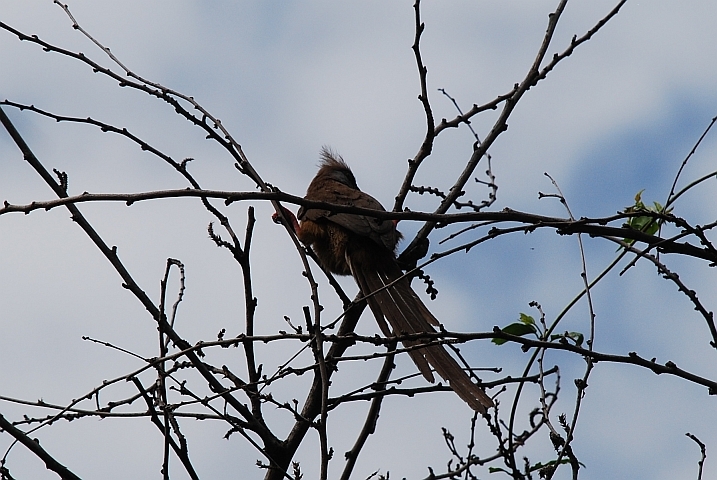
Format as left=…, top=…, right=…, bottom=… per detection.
left=339, top=343, right=397, bottom=480
left=304, top=306, right=331, bottom=480
left=158, top=265, right=170, bottom=480
left=239, top=207, right=263, bottom=418
left=541, top=173, right=594, bottom=480
left=158, top=259, right=184, bottom=480
left=393, top=0, right=436, bottom=213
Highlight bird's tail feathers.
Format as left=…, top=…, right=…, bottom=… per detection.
left=350, top=260, right=435, bottom=382
left=349, top=257, right=494, bottom=413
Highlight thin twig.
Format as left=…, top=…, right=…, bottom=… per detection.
left=686, top=433, right=707, bottom=480
left=666, top=115, right=717, bottom=207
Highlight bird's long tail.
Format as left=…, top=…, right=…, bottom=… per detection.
left=349, top=258, right=494, bottom=413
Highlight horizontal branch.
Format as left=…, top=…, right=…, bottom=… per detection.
left=3, top=189, right=714, bottom=263
left=488, top=329, right=717, bottom=394
left=101, top=327, right=717, bottom=397
left=0, top=397, right=224, bottom=425
left=328, top=366, right=558, bottom=407
left=327, top=330, right=717, bottom=395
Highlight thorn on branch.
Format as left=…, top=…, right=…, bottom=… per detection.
left=180, top=157, right=193, bottom=170
left=52, top=168, right=68, bottom=193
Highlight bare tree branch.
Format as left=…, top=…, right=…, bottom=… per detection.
left=0, top=413, right=82, bottom=480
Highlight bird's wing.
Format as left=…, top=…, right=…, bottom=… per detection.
left=301, top=181, right=397, bottom=249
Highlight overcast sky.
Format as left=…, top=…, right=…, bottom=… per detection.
left=2, top=1, right=717, bottom=479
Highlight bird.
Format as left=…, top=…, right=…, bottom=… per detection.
left=276, top=148, right=494, bottom=413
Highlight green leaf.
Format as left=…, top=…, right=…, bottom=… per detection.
left=634, top=189, right=646, bottom=206
left=568, top=331, right=584, bottom=346
left=519, top=313, right=535, bottom=325
left=620, top=189, right=673, bottom=248
left=488, top=467, right=508, bottom=473
left=493, top=321, right=538, bottom=345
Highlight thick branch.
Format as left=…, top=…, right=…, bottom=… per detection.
left=0, top=414, right=82, bottom=480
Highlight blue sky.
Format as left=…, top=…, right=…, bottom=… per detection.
left=2, top=1, right=717, bottom=479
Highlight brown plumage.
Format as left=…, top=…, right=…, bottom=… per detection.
left=291, top=148, right=493, bottom=413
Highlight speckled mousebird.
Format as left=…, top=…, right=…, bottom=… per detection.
left=276, top=148, right=493, bottom=413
